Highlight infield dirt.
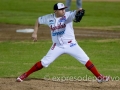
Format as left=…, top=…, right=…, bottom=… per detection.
left=0, top=24, right=120, bottom=41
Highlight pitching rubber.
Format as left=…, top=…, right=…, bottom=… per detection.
left=16, top=29, right=34, bottom=33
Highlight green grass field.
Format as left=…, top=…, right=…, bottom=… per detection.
left=0, top=40, right=120, bottom=80
left=0, top=0, right=120, bottom=81
left=0, top=0, right=120, bottom=30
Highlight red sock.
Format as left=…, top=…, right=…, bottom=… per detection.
left=85, top=60, right=101, bottom=78
left=26, top=61, right=43, bottom=76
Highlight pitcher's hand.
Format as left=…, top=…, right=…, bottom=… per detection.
left=32, top=32, right=37, bottom=42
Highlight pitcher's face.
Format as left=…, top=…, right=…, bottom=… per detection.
left=55, top=9, right=65, bottom=17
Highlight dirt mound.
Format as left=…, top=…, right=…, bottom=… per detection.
left=0, top=78, right=120, bottom=90
left=0, top=24, right=120, bottom=41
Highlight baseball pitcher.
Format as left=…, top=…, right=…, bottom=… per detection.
left=16, top=3, right=110, bottom=83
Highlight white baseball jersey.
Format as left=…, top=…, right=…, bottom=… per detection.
left=38, top=10, right=76, bottom=45
left=38, top=11, right=89, bottom=67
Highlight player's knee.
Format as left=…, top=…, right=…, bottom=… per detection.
left=41, top=61, right=49, bottom=67
left=79, top=57, right=89, bottom=65
left=41, top=57, right=54, bottom=67
left=83, top=59, right=89, bottom=65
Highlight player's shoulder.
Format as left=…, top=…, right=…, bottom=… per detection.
left=41, top=13, right=54, bottom=19
left=38, top=13, right=55, bottom=24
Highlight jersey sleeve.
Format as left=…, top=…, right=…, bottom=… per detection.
left=38, top=15, right=49, bottom=25
left=69, top=10, right=76, bottom=19
left=66, top=10, right=77, bottom=23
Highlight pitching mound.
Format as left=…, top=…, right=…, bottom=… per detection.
left=0, top=78, right=120, bottom=90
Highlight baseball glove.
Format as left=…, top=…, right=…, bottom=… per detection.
left=74, top=9, right=85, bottom=23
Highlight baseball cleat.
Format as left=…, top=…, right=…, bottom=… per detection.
left=97, top=75, right=110, bottom=83
left=16, top=73, right=28, bottom=82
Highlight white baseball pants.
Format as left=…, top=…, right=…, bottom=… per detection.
left=41, top=41, right=89, bottom=67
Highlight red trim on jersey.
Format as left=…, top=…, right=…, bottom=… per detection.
left=51, top=43, right=56, bottom=50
